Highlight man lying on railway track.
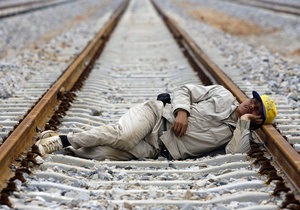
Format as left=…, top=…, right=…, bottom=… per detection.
left=35, top=84, right=277, bottom=160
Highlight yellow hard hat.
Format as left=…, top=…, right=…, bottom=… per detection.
left=252, top=91, right=277, bottom=124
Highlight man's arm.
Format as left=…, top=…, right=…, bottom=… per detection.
left=172, top=109, right=188, bottom=138
left=171, top=84, right=234, bottom=138
left=172, top=84, right=232, bottom=114
left=171, top=84, right=211, bottom=138
left=225, top=114, right=262, bottom=153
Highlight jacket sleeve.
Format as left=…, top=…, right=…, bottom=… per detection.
left=225, top=118, right=251, bottom=154
left=171, top=84, right=230, bottom=115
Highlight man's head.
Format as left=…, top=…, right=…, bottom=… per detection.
left=252, top=91, right=277, bottom=124
left=235, top=91, right=277, bottom=129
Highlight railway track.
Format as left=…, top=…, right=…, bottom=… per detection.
left=0, top=0, right=300, bottom=209
left=0, top=0, right=76, bottom=19
left=223, top=0, right=300, bottom=16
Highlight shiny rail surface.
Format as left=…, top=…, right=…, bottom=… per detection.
left=0, top=0, right=299, bottom=209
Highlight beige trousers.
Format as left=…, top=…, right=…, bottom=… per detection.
left=66, top=100, right=164, bottom=161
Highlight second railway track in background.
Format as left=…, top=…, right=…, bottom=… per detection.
left=223, top=0, right=300, bottom=16
left=0, top=0, right=77, bottom=19
left=0, top=0, right=300, bottom=209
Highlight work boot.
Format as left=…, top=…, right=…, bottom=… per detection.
left=39, top=130, right=59, bottom=139
left=36, top=136, right=63, bottom=155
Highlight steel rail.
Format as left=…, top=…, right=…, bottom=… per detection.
left=151, top=0, right=300, bottom=196
left=224, top=0, right=300, bottom=16
left=0, top=0, right=75, bottom=9
left=0, top=0, right=56, bottom=9
left=0, top=0, right=78, bottom=19
left=0, top=0, right=129, bottom=192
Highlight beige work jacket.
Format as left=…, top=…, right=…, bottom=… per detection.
left=160, top=84, right=251, bottom=160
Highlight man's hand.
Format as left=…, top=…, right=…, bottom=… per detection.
left=241, top=114, right=263, bottom=125
left=172, top=110, right=188, bottom=138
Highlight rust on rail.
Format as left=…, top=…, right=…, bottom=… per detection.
left=0, top=0, right=129, bottom=192
left=152, top=0, right=300, bottom=196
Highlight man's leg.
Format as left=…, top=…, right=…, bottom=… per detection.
left=68, top=100, right=162, bottom=150
left=66, top=146, right=136, bottom=161
left=37, top=100, right=164, bottom=154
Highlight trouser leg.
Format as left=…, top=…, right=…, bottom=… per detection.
left=65, top=146, right=135, bottom=161
left=67, top=100, right=163, bottom=152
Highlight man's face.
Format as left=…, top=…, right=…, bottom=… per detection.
left=236, top=98, right=263, bottom=118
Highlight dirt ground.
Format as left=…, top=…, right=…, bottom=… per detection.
left=187, top=7, right=276, bottom=36
left=176, top=1, right=300, bottom=63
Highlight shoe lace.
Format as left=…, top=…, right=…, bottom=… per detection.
left=44, top=137, right=61, bottom=152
